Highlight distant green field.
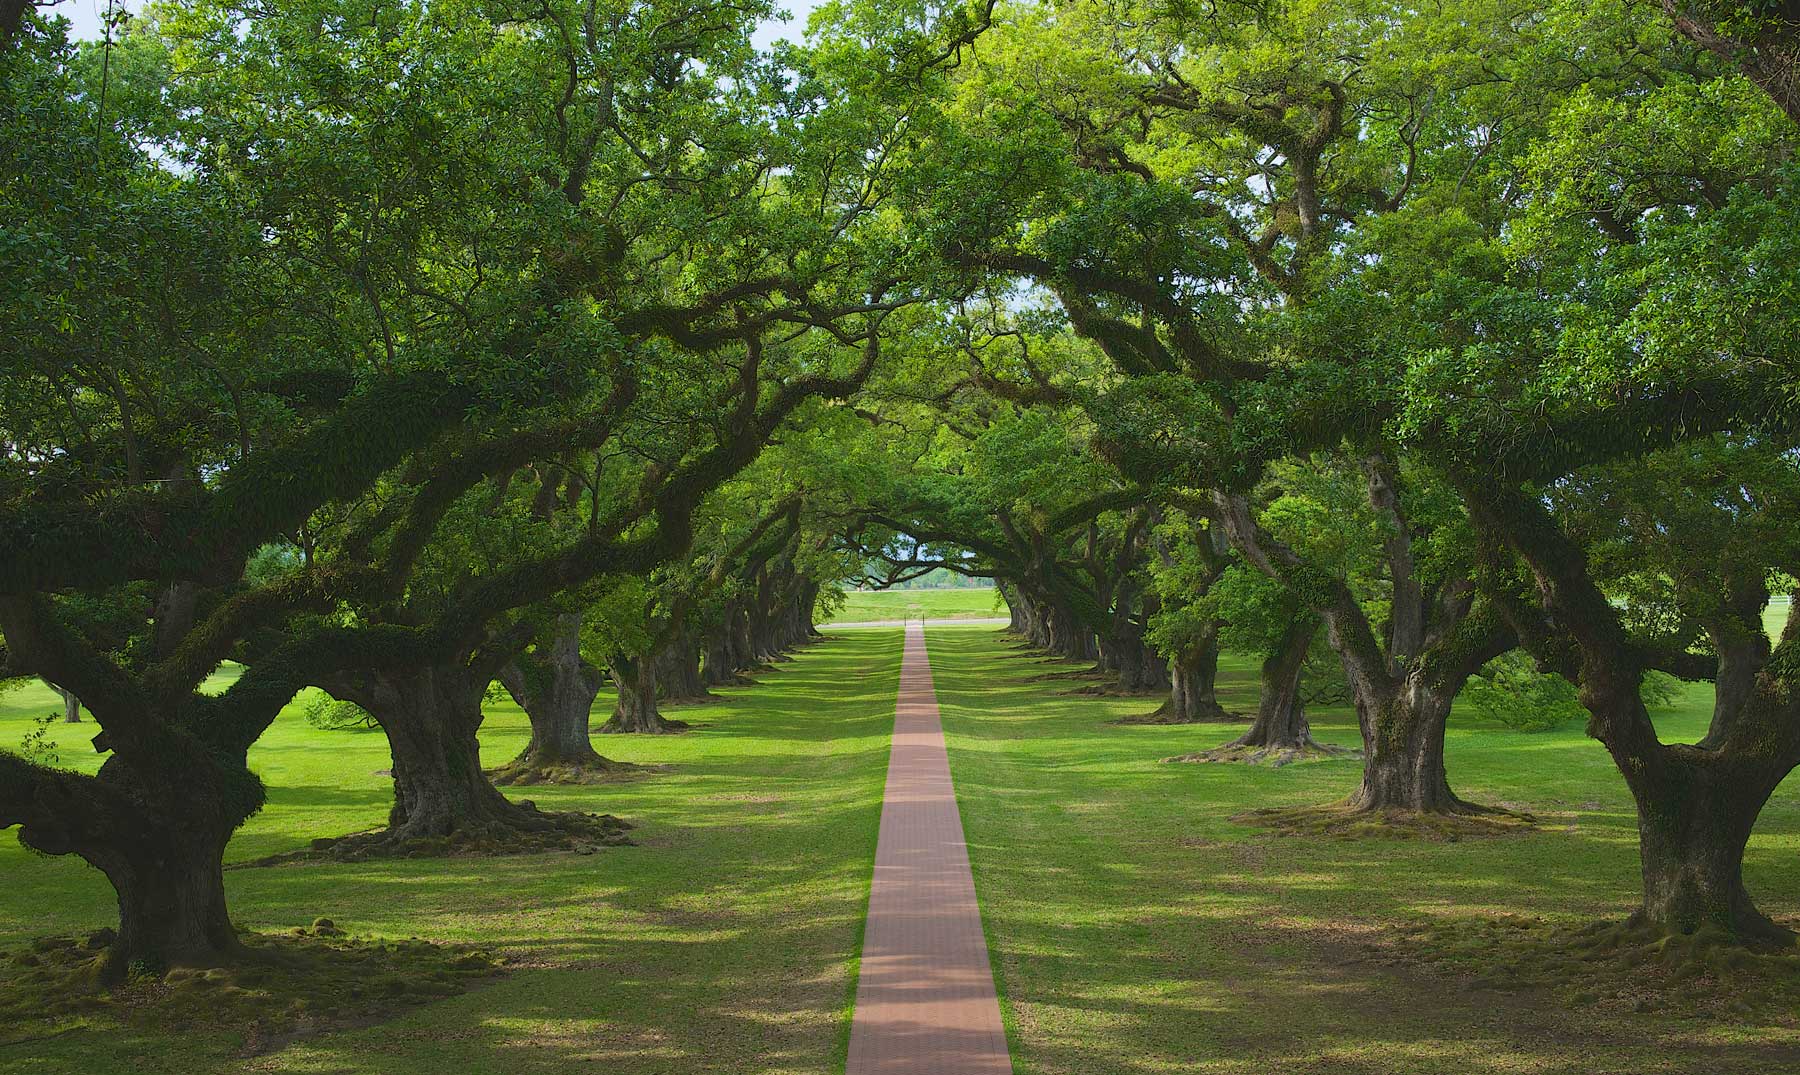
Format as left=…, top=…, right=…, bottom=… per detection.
left=1769, top=595, right=1793, bottom=641
left=823, top=586, right=1008, bottom=624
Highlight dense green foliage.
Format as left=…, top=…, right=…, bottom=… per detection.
left=4, top=0, right=1800, bottom=1060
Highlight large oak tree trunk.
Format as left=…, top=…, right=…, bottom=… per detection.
left=1596, top=676, right=1795, bottom=944
left=601, top=654, right=686, bottom=734
left=1139, top=622, right=1226, bottom=721
left=381, top=672, right=523, bottom=840
left=1163, top=630, right=1230, bottom=721
left=322, top=662, right=557, bottom=848
left=1233, top=618, right=1326, bottom=752
left=1345, top=675, right=1464, bottom=812
left=98, top=828, right=239, bottom=982
left=657, top=628, right=715, bottom=704
left=492, top=615, right=623, bottom=783
left=4, top=754, right=252, bottom=984
left=1630, top=760, right=1790, bottom=942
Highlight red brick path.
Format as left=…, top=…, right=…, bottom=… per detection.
left=845, top=625, right=1012, bottom=1074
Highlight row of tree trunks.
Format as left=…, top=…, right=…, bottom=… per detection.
left=702, top=596, right=758, bottom=687
left=1007, top=587, right=1100, bottom=661
left=699, top=567, right=821, bottom=687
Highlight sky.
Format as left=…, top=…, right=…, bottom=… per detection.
left=56, top=0, right=823, bottom=50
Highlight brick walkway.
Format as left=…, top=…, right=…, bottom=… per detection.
left=845, top=625, right=1012, bottom=1074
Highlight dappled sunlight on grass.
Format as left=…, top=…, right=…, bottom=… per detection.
left=0, top=630, right=902, bottom=1074
left=928, top=625, right=1800, bottom=1075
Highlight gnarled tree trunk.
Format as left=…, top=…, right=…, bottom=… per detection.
left=657, top=627, right=715, bottom=704
left=1156, top=629, right=1231, bottom=721
left=601, top=652, right=686, bottom=734
left=42, top=678, right=81, bottom=722
left=1223, top=617, right=1334, bottom=757
left=97, top=826, right=239, bottom=980
left=1343, top=673, right=1463, bottom=812
left=1629, top=755, right=1790, bottom=942
left=1594, top=670, right=1795, bottom=944
left=322, top=661, right=553, bottom=847
left=492, top=614, right=621, bottom=783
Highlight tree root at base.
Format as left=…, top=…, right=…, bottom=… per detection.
left=0, top=924, right=503, bottom=1055
left=1163, top=741, right=1359, bottom=766
left=237, top=808, right=633, bottom=867
left=1377, top=914, right=1800, bottom=1017
left=1233, top=801, right=1538, bottom=840
left=488, top=755, right=667, bottom=786
left=1112, top=706, right=1245, bottom=726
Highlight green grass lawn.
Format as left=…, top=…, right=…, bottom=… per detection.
left=822, top=586, right=1007, bottom=624
left=927, top=624, right=1800, bottom=1075
left=1767, top=595, right=1793, bottom=641
left=0, top=630, right=902, bottom=1074
left=8, top=622, right=1800, bottom=1074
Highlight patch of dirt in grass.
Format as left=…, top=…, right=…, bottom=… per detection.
left=1375, top=915, right=1800, bottom=1021
left=1233, top=803, right=1541, bottom=840
left=0, top=923, right=503, bottom=1056
left=237, top=810, right=633, bottom=867
left=697, top=792, right=784, bottom=805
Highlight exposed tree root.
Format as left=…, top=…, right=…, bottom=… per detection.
left=0, top=923, right=502, bottom=1054
left=1064, top=680, right=1164, bottom=698
left=597, top=715, right=690, bottom=734
left=1164, top=740, right=1359, bottom=766
left=238, top=809, right=632, bottom=867
left=660, top=691, right=721, bottom=707
left=1112, top=704, right=1244, bottom=725
left=1378, top=914, right=1800, bottom=1017
left=1234, top=802, right=1538, bottom=840
left=487, top=754, right=665, bottom=787
left=1030, top=666, right=1105, bottom=683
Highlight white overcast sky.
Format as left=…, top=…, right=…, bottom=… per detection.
left=57, top=0, right=823, bottom=51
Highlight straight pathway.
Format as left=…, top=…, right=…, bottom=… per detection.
left=845, top=624, right=1012, bottom=1074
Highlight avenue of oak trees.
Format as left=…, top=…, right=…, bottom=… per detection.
left=2, top=0, right=1799, bottom=998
